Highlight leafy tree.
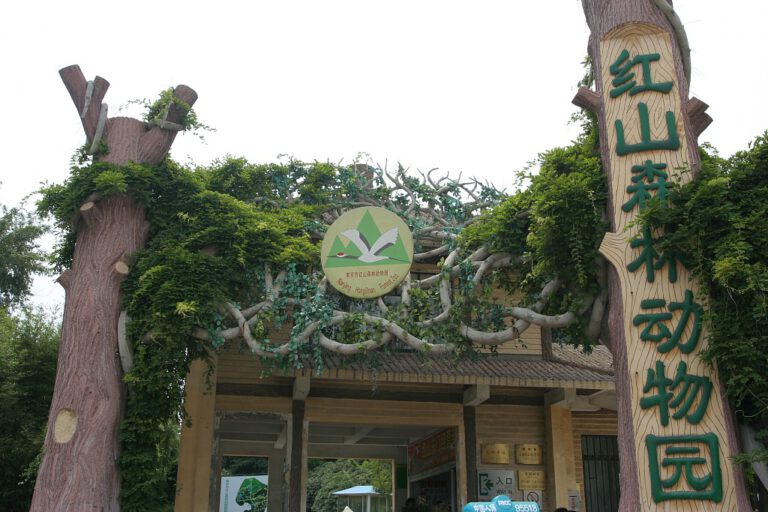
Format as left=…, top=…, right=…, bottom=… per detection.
left=0, top=307, right=59, bottom=510
left=0, top=203, right=48, bottom=308
left=222, top=456, right=269, bottom=477
left=307, top=459, right=391, bottom=512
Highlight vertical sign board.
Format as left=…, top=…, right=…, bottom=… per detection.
left=597, top=24, right=740, bottom=509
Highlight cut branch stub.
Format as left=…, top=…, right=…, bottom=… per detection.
left=59, top=64, right=198, bottom=166
left=59, top=65, right=110, bottom=143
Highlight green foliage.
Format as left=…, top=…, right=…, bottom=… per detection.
left=222, top=456, right=269, bottom=477
left=461, top=121, right=607, bottom=345
left=37, top=155, right=401, bottom=508
left=0, top=204, right=48, bottom=308
left=640, top=133, right=768, bottom=446
left=130, top=87, right=214, bottom=140
left=0, top=307, right=59, bottom=511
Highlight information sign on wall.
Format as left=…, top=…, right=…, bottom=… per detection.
left=481, top=443, right=510, bottom=464
left=521, top=491, right=543, bottom=508
left=517, top=471, right=545, bottom=491
left=321, top=206, right=413, bottom=298
left=514, top=444, right=542, bottom=465
left=478, top=470, right=517, bottom=498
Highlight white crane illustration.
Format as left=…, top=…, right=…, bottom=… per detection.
left=339, top=228, right=399, bottom=263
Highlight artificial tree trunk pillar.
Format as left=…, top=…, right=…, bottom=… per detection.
left=575, top=2, right=749, bottom=510
left=31, top=65, right=197, bottom=511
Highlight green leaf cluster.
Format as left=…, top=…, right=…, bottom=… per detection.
left=0, top=205, right=48, bottom=308
left=460, top=123, right=607, bottom=344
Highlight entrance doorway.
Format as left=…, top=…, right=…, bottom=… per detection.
left=581, top=435, right=620, bottom=512
left=410, top=469, right=456, bottom=512
left=307, top=458, right=393, bottom=512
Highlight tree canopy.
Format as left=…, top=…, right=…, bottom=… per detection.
left=0, top=307, right=59, bottom=511
left=0, top=203, right=48, bottom=308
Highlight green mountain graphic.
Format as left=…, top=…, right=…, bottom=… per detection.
left=235, top=477, right=267, bottom=507
left=325, top=210, right=410, bottom=268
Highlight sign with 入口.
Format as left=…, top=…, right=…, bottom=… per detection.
left=478, top=470, right=517, bottom=498
left=321, top=207, right=413, bottom=299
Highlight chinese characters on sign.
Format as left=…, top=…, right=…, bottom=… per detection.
left=598, top=28, right=737, bottom=507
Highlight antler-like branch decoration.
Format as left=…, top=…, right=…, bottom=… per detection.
left=178, top=166, right=604, bottom=360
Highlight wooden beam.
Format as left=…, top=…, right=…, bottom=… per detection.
left=546, top=388, right=600, bottom=412
left=343, top=426, right=374, bottom=445
left=587, top=389, right=617, bottom=411
left=275, top=424, right=287, bottom=449
left=293, top=374, right=311, bottom=400
left=463, top=384, right=490, bottom=406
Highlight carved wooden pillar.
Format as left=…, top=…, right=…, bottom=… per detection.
left=575, top=2, right=749, bottom=510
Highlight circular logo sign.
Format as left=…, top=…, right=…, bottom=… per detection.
left=321, top=206, right=413, bottom=298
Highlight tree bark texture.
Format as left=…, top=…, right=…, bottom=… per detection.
left=31, top=65, right=196, bottom=511
left=577, top=2, right=748, bottom=510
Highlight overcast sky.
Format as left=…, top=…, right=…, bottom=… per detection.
left=1, top=1, right=766, bottom=307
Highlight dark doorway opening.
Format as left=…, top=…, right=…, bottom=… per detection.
left=581, top=435, right=620, bottom=512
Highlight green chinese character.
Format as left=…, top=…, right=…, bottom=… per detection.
left=627, top=228, right=660, bottom=282
left=633, top=290, right=702, bottom=353
left=615, top=103, right=680, bottom=156
left=640, top=360, right=712, bottom=426
left=646, top=433, right=723, bottom=503
left=653, top=247, right=689, bottom=283
left=666, top=289, right=703, bottom=354
left=609, top=50, right=673, bottom=97
left=621, top=160, right=669, bottom=212
left=633, top=298, right=672, bottom=342
left=669, top=361, right=713, bottom=424
left=640, top=360, right=674, bottom=425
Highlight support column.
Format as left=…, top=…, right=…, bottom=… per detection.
left=544, top=390, right=577, bottom=510
left=455, top=422, right=468, bottom=508
left=463, top=384, right=488, bottom=504
left=175, top=356, right=218, bottom=511
left=208, top=414, right=223, bottom=511
left=463, top=406, right=478, bottom=503
left=288, top=399, right=307, bottom=512
left=269, top=445, right=287, bottom=512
